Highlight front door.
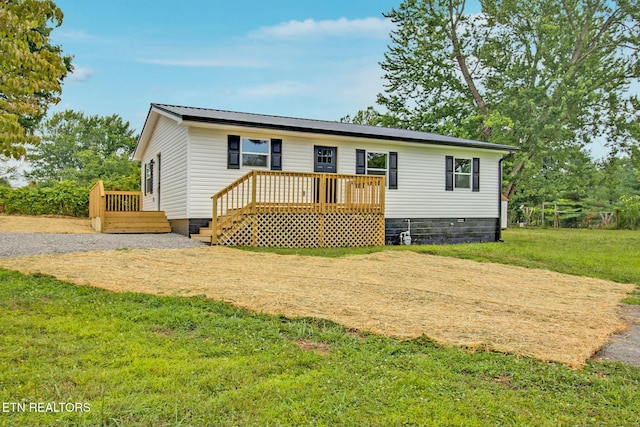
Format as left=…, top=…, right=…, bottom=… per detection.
left=314, top=146, right=337, bottom=173
left=313, top=146, right=337, bottom=204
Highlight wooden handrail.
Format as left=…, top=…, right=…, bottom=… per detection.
left=104, top=191, right=142, bottom=212
left=211, top=170, right=385, bottom=244
left=89, top=181, right=144, bottom=232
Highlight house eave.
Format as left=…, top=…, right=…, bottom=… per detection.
left=137, top=103, right=519, bottom=158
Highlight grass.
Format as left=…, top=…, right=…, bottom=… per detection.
left=1, top=269, right=639, bottom=426
left=242, top=228, right=640, bottom=304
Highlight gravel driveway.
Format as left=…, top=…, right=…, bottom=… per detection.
left=0, top=233, right=206, bottom=258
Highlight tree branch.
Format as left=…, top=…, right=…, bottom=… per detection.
left=446, top=0, right=491, bottom=138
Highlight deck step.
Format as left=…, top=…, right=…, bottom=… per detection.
left=103, top=211, right=171, bottom=234
left=190, top=214, right=249, bottom=244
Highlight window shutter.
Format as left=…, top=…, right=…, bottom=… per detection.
left=472, top=157, right=480, bottom=192
left=356, top=149, right=366, bottom=174
left=389, top=152, right=398, bottom=189
left=445, top=156, right=454, bottom=191
left=228, top=135, right=240, bottom=169
left=143, top=163, right=148, bottom=195
left=270, top=139, right=282, bottom=171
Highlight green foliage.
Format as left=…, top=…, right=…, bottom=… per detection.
left=0, top=0, right=72, bottom=158
left=1, top=269, right=638, bottom=426
left=375, top=0, right=640, bottom=204
left=27, top=110, right=140, bottom=189
left=0, top=181, right=89, bottom=216
left=617, top=195, right=640, bottom=230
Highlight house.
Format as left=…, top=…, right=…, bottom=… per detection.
left=133, top=103, right=516, bottom=246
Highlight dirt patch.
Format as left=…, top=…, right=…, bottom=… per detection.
left=0, top=215, right=95, bottom=234
left=592, top=305, right=640, bottom=366
left=0, top=246, right=633, bottom=368
left=294, top=340, right=331, bottom=355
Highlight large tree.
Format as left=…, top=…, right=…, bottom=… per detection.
left=26, top=110, right=140, bottom=189
left=376, top=0, right=640, bottom=201
left=0, top=0, right=72, bottom=159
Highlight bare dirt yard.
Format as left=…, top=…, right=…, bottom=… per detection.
left=0, top=215, right=635, bottom=368
left=0, top=214, right=95, bottom=234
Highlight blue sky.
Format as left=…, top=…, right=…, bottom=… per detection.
left=46, top=0, right=626, bottom=159
left=50, top=0, right=408, bottom=135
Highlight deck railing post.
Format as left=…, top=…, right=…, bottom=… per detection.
left=251, top=171, right=257, bottom=213
left=211, top=196, right=218, bottom=245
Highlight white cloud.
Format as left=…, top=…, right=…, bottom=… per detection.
left=66, top=66, right=94, bottom=83
left=251, top=17, right=394, bottom=39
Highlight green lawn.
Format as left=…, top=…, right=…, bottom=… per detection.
left=2, top=228, right=640, bottom=425
left=1, top=267, right=639, bottom=426
left=243, top=228, right=640, bottom=304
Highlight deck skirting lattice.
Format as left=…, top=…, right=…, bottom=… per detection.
left=216, top=212, right=384, bottom=248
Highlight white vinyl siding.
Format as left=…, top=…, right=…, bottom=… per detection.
left=141, top=115, right=188, bottom=218
left=163, top=123, right=503, bottom=220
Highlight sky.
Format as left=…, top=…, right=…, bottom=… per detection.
left=50, top=0, right=410, bottom=135
left=46, top=0, right=625, bottom=161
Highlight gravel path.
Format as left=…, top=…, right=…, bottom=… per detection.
left=0, top=233, right=206, bottom=258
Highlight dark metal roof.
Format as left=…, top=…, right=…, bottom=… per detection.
left=151, top=103, right=518, bottom=152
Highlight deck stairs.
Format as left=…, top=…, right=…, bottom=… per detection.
left=190, top=209, right=244, bottom=244
left=103, top=211, right=171, bottom=234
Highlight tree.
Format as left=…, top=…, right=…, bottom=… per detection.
left=0, top=154, right=18, bottom=186
left=0, top=0, right=72, bottom=159
left=26, top=110, right=140, bottom=189
left=376, top=0, right=640, bottom=201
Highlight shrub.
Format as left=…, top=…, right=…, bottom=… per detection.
left=1, top=181, right=89, bottom=217
left=616, top=195, right=640, bottom=230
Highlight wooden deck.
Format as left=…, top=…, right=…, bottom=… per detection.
left=89, top=181, right=171, bottom=233
left=191, top=170, right=385, bottom=247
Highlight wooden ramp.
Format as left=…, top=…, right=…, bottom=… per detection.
left=103, top=211, right=171, bottom=234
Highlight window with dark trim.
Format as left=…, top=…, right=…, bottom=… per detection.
left=228, top=135, right=282, bottom=170
left=446, top=156, right=479, bottom=191
left=356, top=149, right=398, bottom=189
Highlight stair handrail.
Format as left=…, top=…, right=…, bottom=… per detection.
left=211, top=170, right=256, bottom=244
left=210, top=170, right=385, bottom=245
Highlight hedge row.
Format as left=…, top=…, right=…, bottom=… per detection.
left=0, top=181, right=90, bottom=217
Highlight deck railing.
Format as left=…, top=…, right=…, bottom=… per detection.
left=89, top=180, right=143, bottom=232
left=211, top=170, right=385, bottom=244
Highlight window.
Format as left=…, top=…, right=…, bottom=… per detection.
left=367, top=152, right=387, bottom=176
left=317, top=148, right=334, bottom=165
left=445, top=156, right=480, bottom=191
left=145, top=160, right=154, bottom=194
left=241, top=138, right=269, bottom=167
left=454, top=158, right=471, bottom=189
left=356, top=149, right=398, bottom=189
